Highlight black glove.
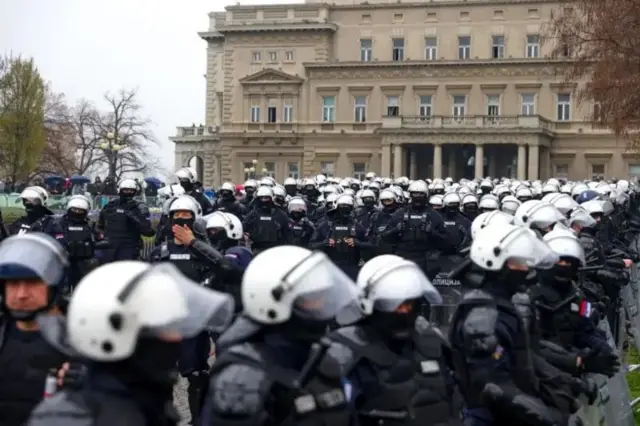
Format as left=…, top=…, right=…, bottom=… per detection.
left=579, top=348, right=620, bottom=377
left=570, top=377, right=598, bottom=405
left=396, top=222, right=405, bottom=233
left=482, top=383, right=565, bottom=426
left=59, top=363, right=88, bottom=391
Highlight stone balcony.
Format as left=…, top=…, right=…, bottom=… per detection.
left=380, top=115, right=613, bottom=134
left=170, top=125, right=220, bottom=143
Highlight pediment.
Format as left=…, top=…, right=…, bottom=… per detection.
left=240, top=68, right=304, bottom=85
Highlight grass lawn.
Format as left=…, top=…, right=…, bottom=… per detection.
left=626, top=347, right=640, bottom=424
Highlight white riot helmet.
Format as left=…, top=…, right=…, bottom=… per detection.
left=168, top=195, right=201, bottom=218
left=20, top=186, right=47, bottom=206
left=470, top=224, right=558, bottom=271
left=241, top=246, right=361, bottom=325
left=66, top=195, right=92, bottom=214
left=478, top=195, right=499, bottom=212
left=514, top=200, right=566, bottom=234
left=206, top=212, right=243, bottom=240
left=542, top=228, right=586, bottom=266
left=355, top=254, right=441, bottom=318
left=500, top=195, right=521, bottom=216
left=287, top=197, right=307, bottom=214
left=45, top=261, right=234, bottom=361
left=470, top=211, right=514, bottom=240
left=117, top=179, right=138, bottom=194
left=175, top=167, right=196, bottom=183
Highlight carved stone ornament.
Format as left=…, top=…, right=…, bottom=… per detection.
left=308, top=65, right=558, bottom=80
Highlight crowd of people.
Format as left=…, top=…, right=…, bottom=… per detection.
left=0, top=165, right=637, bottom=426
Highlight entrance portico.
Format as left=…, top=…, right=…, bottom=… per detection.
left=381, top=133, right=550, bottom=181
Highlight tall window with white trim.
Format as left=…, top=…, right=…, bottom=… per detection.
left=250, top=105, right=260, bottom=123
left=556, top=93, right=571, bottom=121
left=354, top=96, right=367, bottom=122
left=322, top=96, right=335, bottom=122
left=452, top=95, right=466, bottom=117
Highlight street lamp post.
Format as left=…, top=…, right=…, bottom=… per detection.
left=99, top=132, right=123, bottom=179
left=243, top=159, right=259, bottom=179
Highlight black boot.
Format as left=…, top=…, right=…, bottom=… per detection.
left=187, top=371, right=207, bottom=425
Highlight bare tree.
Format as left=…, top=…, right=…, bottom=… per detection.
left=548, top=0, right=640, bottom=148
left=94, top=88, right=159, bottom=179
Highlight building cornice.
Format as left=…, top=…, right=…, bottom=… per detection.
left=304, top=58, right=574, bottom=69
left=198, top=31, right=224, bottom=41
left=329, top=0, right=559, bottom=10
left=215, top=23, right=337, bottom=34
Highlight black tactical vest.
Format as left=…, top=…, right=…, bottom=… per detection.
left=448, top=290, right=538, bottom=408
left=65, top=222, right=94, bottom=259
left=402, top=211, right=428, bottom=243
left=330, top=324, right=451, bottom=426
left=532, top=284, right=585, bottom=350
left=210, top=342, right=352, bottom=426
left=327, top=221, right=357, bottom=264
left=158, top=242, right=203, bottom=283
left=252, top=213, right=281, bottom=246
left=102, top=201, right=137, bottom=243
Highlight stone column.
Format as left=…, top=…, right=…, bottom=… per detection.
left=474, top=144, right=484, bottom=179
left=447, top=148, right=456, bottom=179
left=409, top=149, right=417, bottom=179
left=433, top=144, right=443, bottom=179
left=517, top=144, right=527, bottom=180
left=393, top=144, right=404, bottom=178
left=528, top=144, right=540, bottom=180
left=381, top=145, right=391, bottom=177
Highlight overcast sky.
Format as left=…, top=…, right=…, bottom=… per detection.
left=1, top=0, right=297, bottom=175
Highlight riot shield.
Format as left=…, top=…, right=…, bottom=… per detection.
left=430, top=272, right=463, bottom=335
left=595, top=318, right=636, bottom=426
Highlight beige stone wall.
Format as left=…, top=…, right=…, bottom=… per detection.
left=171, top=0, right=636, bottom=183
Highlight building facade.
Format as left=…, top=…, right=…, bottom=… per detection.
left=171, top=0, right=638, bottom=187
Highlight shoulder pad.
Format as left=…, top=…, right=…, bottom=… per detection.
left=415, top=315, right=431, bottom=334
left=325, top=326, right=368, bottom=371
left=462, top=289, right=494, bottom=302
left=225, top=342, right=264, bottom=364
left=462, top=306, right=499, bottom=355
left=208, top=363, right=270, bottom=416
left=320, top=340, right=359, bottom=376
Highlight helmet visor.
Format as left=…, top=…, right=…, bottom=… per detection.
left=126, top=263, right=235, bottom=338
left=286, top=252, right=362, bottom=324
left=0, top=235, right=67, bottom=285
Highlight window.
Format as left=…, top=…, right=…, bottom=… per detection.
left=361, top=13, right=372, bottom=23
left=526, top=35, right=539, bottom=58
left=629, top=164, right=640, bottom=179
left=243, top=161, right=255, bottom=180
left=419, top=95, right=433, bottom=118
left=493, top=10, right=504, bottom=19
left=561, top=37, right=572, bottom=57
left=353, top=162, right=366, bottom=180
left=354, top=96, right=367, bottom=122
left=590, top=164, right=605, bottom=180
left=593, top=102, right=603, bottom=121
left=521, top=93, right=536, bottom=115
left=267, top=105, right=277, bottom=123
left=426, top=12, right=437, bottom=20
left=251, top=51, right=261, bottom=62
left=287, top=162, right=299, bottom=179
left=322, top=96, right=336, bottom=122
left=393, top=13, right=404, bottom=22
left=554, top=164, right=569, bottom=179
left=250, top=105, right=260, bottom=123
left=392, top=38, right=404, bottom=61
left=458, top=36, right=471, bottom=60
left=386, top=95, right=399, bottom=116
left=486, top=95, right=500, bottom=116
left=285, top=50, right=295, bottom=61
left=452, top=95, right=466, bottom=117
left=556, top=93, right=571, bottom=121
left=459, top=11, right=469, bottom=19
left=268, top=51, right=278, bottom=62
left=263, top=161, right=276, bottom=179
left=283, top=103, right=293, bottom=123
left=424, top=37, right=438, bottom=60
left=360, top=39, right=372, bottom=62
left=320, top=161, right=335, bottom=177
left=492, top=35, right=505, bottom=59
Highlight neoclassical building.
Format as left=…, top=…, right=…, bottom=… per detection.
left=171, top=0, right=637, bottom=187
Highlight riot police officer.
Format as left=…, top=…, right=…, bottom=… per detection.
left=97, top=178, right=154, bottom=261
left=311, top=194, right=369, bottom=280
left=8, top=186, right=64, bottom=241
left=449, top=223, right=567, bottom=426
left=242, top=186, right=289, bottom=255
left=354, top=188, right=377, bottom=230
left=329, top=254, right=459, bottom=426
left=60, top=195, right=97, bottom=290
left=534, top=228, right=619, bottom=378
left=0, top=233, right=69, bottom=426
left=201, top=245, right=361, bottom=426
left=176, top=167, right=213, bottom=215
left=29, top=261, right=234, bottom=426
left=368, top=189, right=401, bottom=256
left=240, top=179, right=258, bottom=208
left=213, top=182, right=245, bottom=218
left=283, top=177, right=299, bottom=198
left=440, top=192, right=471, bottom=271
left=286, top=197, right=315, bottom=247
left=154, top=184, right=186, bottom=246
left=383, top=180, right=451, bottom=278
